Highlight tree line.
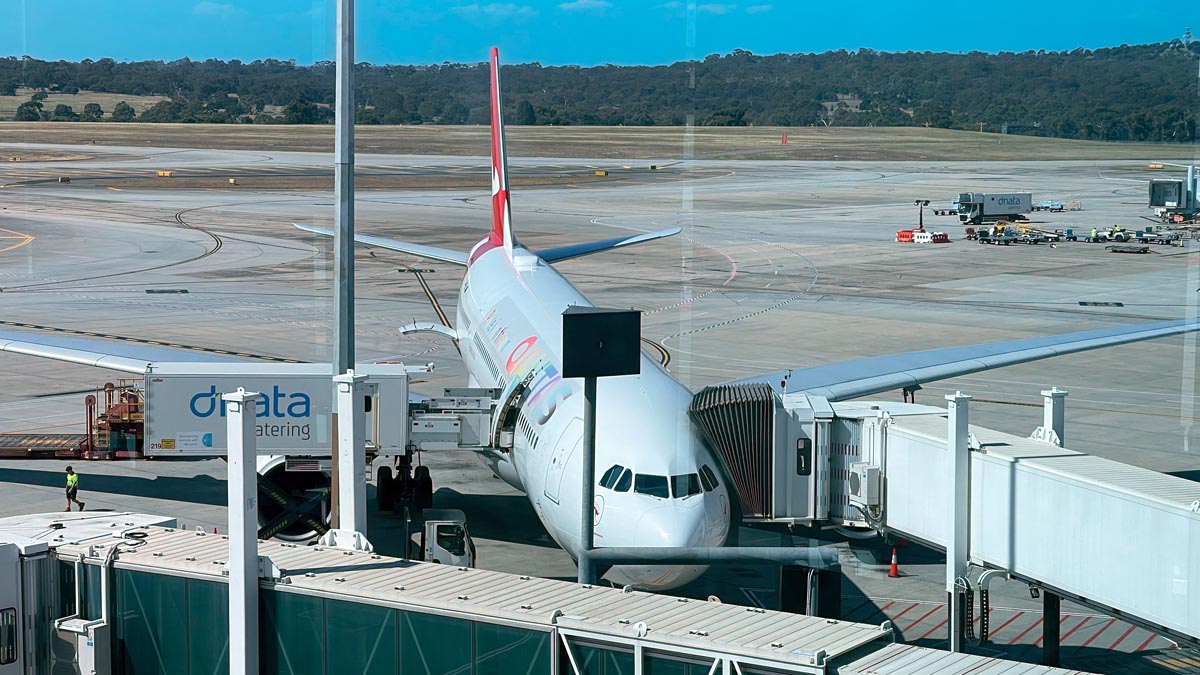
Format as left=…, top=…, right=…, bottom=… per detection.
left=1, top=40, right=1197, bottom=142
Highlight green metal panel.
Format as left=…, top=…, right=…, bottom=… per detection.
left=400, top=611, right=472, bottom=675
left=260, top=590, right=324, bottom=675
left=324, top=599, right=395, bottom=675
left=187, top=579, right=229, bottom=675
left=644, top=653, right=713, bottom=675
left=574, top=643, right=635, bottom=675
left=81, top=564, right=102, bottom=621
left=114, top=569, right=187, bottom=675
left=474, top=622, right=550, bottom=675
left=57, top=561, right=76, bottom=618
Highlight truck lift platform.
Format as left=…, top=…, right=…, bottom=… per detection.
left=0, top=433, right=87, bottom=458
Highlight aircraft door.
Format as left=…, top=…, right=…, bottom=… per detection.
left=543, top=417, right=582, bottom=504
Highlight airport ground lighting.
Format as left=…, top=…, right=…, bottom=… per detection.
left=915, top=199, right=930, bottom=229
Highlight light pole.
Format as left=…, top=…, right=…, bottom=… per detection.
left=561, top=307, right=641, bottom=585
left=915, top=199, right=930, bottom=229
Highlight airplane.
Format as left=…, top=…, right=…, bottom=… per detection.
left=5, top=48, right=1200, bottom=590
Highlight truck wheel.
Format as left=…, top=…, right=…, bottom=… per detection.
left=414, top=465, right=434, bottom=512
left=377, top=467, right=395, bottom=512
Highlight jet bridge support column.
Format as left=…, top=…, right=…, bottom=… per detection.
left=1040, top=387, right=1068, bottom=447
left=946, top=392, right=972, bottom=653
left=1043, top=590, right=1061, bottom=667
left=223, top=388, right=260, bottom=675
left=334, top=370, right=368, bottom=535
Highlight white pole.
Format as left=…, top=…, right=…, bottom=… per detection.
left=223, top=387, right=260, bottom=675
left=334, top=370, right=368, bottom=534
left=945, top=391, right=972, bottom=653
left=1041, top=387, right=1067, bottom=447
left=333, top=0, right=355, bottom=374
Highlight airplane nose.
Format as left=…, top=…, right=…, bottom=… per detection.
left=633, top=503, right=709, bottom=548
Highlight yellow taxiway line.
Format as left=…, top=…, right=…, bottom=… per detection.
left=0, top=227, right=34, bottom=254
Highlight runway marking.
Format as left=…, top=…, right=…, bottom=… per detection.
left=0, top=227, right=34, bottom=254
left=1074, top=618, right=1117, bottom=652
left=1034, top=615, right=1070, bottom=646
left=640, top=337, right=671, bottom=368
left=900, top=604, right=944, bottom=632
left=989, top=610, right=1028, bottom=637
left=1006, top=616, right=1044, bottom=645
left=0, top=320, right=301, bottom=363
left=1135, top=634, right=1161, bottom=652
left=917, top=615, right=950, bottom=641
left=403, top=266, right=459, bottom=349
left=1107, top=623, right=1138, bottom=651
left=889, top=602, right=922, bottom=623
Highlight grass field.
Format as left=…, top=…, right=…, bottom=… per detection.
left=0, top=122, right=1198, bottom=161
left=0, top=90, right=168, bottom=120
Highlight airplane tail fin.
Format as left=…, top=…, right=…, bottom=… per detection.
left=489, top=47, right=516, bottom=259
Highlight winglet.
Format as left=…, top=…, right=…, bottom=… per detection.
left=489, top=47, right=516, bottom=259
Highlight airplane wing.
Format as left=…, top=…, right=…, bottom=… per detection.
left=0, top=331, right=241, bottom=374
left=538, top=227, right=683, bottom=264
left=723, top=318, right=1200, bottom=402
left=294, top=224, right=469, bottom=267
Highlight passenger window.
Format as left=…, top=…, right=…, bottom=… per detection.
left=699, top=464, right=720, bottom=492
left=671, top=474, right=702, bottom=498
left=599, top=465, right=625, bottom=489
left=614, top=469, right=632, bottom=492
left=0, top=607, right=15, bottom=666
left=634, top=474, right=670, bottom=498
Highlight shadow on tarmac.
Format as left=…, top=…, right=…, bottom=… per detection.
left=0, top=467, right=226, bottom=506
left=429, top=487, right=562, bottom=549
left=366, top=487, right=561, bottom=560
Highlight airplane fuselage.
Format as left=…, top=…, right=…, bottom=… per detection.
left=456, top=242, right=731, bottom=589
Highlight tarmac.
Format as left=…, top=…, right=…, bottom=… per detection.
left=1, top=142, right=1199, bottom=673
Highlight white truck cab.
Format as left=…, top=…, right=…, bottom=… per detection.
left=419, top=509, right=476, bottom=567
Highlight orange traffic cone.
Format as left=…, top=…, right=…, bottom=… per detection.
left=212, top=527, right=218, bottom=534
left=888, top=548, right=901, bottom=578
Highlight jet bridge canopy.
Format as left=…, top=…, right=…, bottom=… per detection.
left=689, top=384, right=1200, bottom=646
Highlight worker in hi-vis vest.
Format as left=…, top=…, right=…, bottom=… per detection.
left=65, top=466, right=85, bottom=512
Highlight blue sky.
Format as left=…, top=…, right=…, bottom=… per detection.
left=0, top=0, right=1194, bottom=66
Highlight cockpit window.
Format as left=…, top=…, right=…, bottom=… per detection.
left=699, top=464, right=719, bottom=492
left=599, top=464, right=624, bottom=489
left=671, top=474, right=701, bottom=498
left=634, top=474, right=669, bottom=498
left=614, top=469, right=632, bottom=492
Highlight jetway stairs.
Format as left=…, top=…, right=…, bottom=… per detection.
left=689, top=384, right=1200, bottom=649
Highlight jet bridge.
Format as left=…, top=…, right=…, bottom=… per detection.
left=690, top=384, right=1200, bottom=649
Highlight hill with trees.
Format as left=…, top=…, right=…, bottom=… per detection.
left=0, top=40, right=1197, bottom=142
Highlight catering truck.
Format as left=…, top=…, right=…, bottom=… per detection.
left=957, top=192, right=1033, bottom=224
left=142, top=362, right=420, bottom=457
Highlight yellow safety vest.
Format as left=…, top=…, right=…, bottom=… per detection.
left=66, top=473, right=79, bottom=488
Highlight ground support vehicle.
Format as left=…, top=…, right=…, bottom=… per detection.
left=957, top=192, right=1033, bottom=225
left=976, top=227, right=1016, bottom=245
left=1032, top=200, right=1065, bottom=212
left=412, top=508, right=477, bottom=565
